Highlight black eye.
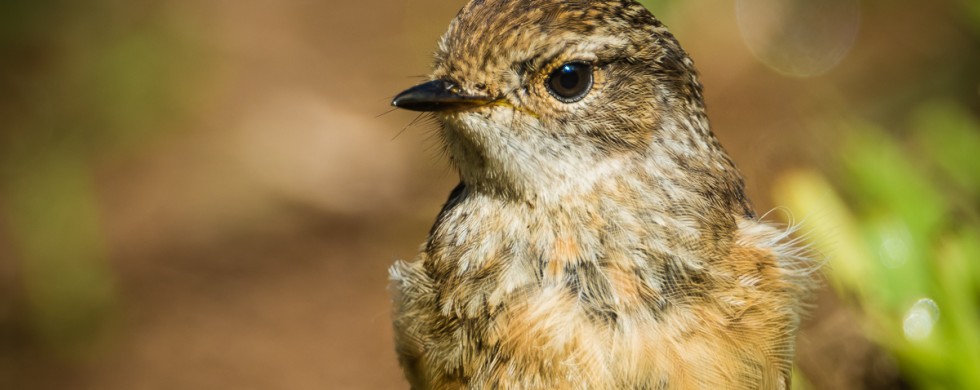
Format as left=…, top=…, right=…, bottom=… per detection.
left=546, top=62, right=593, bottom=103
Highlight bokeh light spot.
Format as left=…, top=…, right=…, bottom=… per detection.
left=903, top=298, right=940, bottom=342
left=879, top=237, right=909, bottom=269
left=736, top=0, right=861, bottom=77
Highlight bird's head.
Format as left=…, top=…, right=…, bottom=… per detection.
left=394, top=0, right=746, bottom=211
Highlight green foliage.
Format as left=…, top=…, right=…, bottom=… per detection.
left=3, top=154, right=116, bottom=357
left=776, top=101, right=980, bottom=389
left=957, top=0, right=980, bottom=37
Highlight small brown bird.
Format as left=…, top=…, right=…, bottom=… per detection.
left=389, top=1, right=812, bottom=388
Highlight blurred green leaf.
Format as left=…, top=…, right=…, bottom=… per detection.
left=775, top=100, right=980, bottom=389
left=2, top=153, right=116, bottom=357
left=912, top=101, right=980, bottom=199
left=773, top=170, right=873, bottom=297
left=957, top=0, right=980, bottom=37
left=840, top=123, right=947, bottom=239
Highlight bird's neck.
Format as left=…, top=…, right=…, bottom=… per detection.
left=433, top=150, right=745, bottom=263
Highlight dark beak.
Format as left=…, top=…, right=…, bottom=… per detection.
left=391, top=79, right=493, bottom=112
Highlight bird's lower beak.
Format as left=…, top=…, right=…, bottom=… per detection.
left=392, top=79, right=493, bottom=112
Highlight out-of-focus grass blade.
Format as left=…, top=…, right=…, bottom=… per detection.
left=912, top=101, right=980, bottom=200
left=773, top=170, right=871, bottom=298
left=839, top=122, right=947, bottom=241
left=2, top=154, right=117, bottom=358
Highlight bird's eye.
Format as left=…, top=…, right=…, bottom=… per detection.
left=545, top=62, right=593, bottom=103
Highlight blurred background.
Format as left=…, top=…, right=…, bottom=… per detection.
left=0, top=0, right=977, bottom=388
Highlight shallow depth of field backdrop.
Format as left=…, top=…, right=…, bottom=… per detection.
left=1, top=0, right=978, bottom=389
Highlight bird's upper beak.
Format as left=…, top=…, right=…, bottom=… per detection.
left=391, top=79, right=493, bottom=112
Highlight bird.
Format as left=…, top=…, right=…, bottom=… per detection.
left=388, top=0, right=813, bottom=388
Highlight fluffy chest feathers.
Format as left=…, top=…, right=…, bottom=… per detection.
left=390, top=176, right=807, bottom=389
